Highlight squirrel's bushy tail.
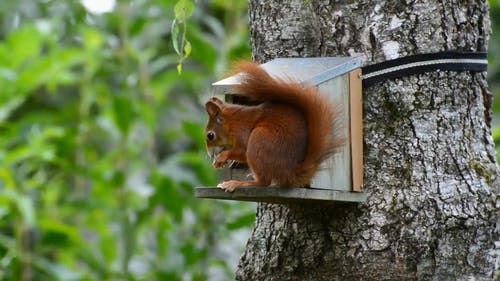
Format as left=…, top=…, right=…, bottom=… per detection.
left=232, top=61, right=344, bottom=187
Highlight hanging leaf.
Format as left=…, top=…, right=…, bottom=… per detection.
left=172, top=0, right=194, bottom=74
left=171, top=18, right=181, bottom=55
left=183, top=41, right=192, bottom=58
left=174, top=0, right=194, bottom=20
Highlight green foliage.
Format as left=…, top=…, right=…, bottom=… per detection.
left=0, top=1, right=252, bottom=280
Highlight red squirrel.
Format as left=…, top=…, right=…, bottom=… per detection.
left=204, top=61, right=343, bottom=192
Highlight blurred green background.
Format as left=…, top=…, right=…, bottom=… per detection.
left=0, top=1, right=498, bottom=280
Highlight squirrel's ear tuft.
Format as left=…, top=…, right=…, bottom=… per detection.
left=205, top=99, right=222, bottom=118
left=208, top=96, right=223, bottom=105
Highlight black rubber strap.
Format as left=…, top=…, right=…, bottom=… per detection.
left=360, top=51, right=488, bottom=88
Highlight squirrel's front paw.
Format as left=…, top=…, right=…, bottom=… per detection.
left=212, top=159, right=227, bottom=169
left=217, top=181, right=239, bottom=192
left=213, top=152, right=229, bottom=168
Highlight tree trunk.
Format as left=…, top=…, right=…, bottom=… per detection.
left=236, top=1, right=499, bottom=280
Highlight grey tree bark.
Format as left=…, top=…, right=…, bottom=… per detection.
left=236, top=1, right=499, bottom=280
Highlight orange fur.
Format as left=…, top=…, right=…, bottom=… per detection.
left=204, top=61, right=343, bottom=192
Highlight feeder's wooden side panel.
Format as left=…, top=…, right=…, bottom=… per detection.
left=310, top=74, right=351, bottom=191
left=349, top=69, right=364, bottom=192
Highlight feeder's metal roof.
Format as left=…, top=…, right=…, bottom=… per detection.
left=213, top=57, right=361, bottom=87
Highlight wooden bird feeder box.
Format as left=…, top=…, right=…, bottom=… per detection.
left=195, top=57, right=367, bottom=204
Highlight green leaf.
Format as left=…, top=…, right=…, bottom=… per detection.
left=171, top=19, right=181, bottom=55
left=174, top=0, right=194, bottom=20
left=129, top=16, right=147, bottom=36
left=148, top=171, right=184, bottom=221
left=493, top=127, right=500, bottom=146
left=112, top=95, right=135, bottom=136
left=2, top=190, right=36, bottom=227
left=0, top=97, right=25, bottom=122
left=81, top=27, right=103, bottom=50
left=183, top=40, right=192, bottom=58
left=6, top=25, right=43, bottom=68
left=182, top=121, right=205, bottom=150
left=16, top=47, right=84, bottom=94
left=39, top=218, right=81, bottom=248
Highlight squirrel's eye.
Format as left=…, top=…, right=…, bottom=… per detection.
left=206, top=131, right=215, bottom=141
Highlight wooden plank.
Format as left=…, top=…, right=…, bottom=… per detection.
left=312, top=75, right=351, bottom=191
left=349, top=69, right=364, bottom=192
left=195, top=187, right=368, bottom=204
